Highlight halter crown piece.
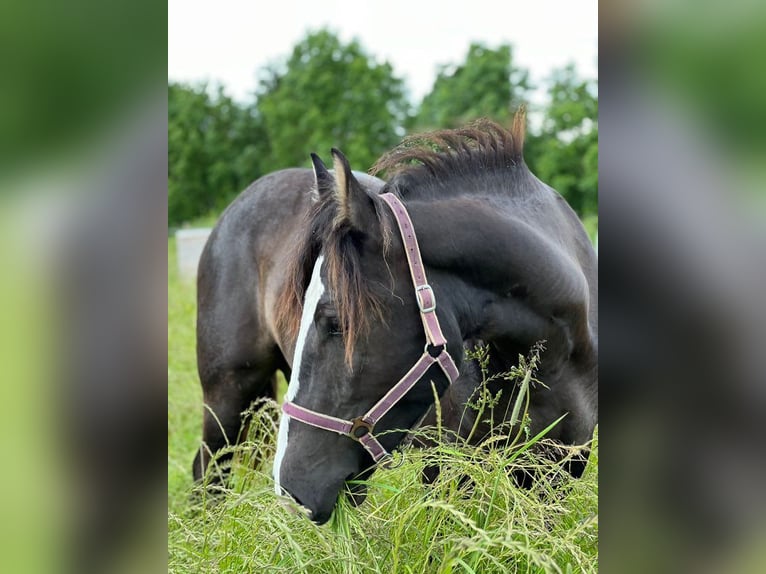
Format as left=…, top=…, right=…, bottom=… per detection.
left=281, top=193, right=460, bottom=463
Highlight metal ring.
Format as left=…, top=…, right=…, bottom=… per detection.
left=349, top=417, right=373, bottom=440
left=424, top=343, right=445, bottom=357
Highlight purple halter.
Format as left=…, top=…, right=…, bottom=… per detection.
left=281, top=193, right=460, bottom=463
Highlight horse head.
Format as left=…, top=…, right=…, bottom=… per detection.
left=273, top=150, right=462, bottom=524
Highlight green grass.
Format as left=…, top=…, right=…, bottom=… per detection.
left=168, top=238, right=598, bottom=573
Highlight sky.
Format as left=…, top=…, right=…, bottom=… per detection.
left=168, top=0, right=597, bottom=105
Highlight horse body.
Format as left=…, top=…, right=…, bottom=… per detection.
left=194, top=118, right=597, bottom=524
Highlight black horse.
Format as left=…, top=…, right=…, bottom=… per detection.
left=194, top=116, right=598, bottom=524
left=192, top=166, right=384, bottom=482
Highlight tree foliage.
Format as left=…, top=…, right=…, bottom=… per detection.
left=415, top=43, right=531, bottom=130
left=525, top=64, right=598, bottom=217
left=168, top=83, right=264, bottom=226
left=167, top=30, right=598, bottom=225
left=256, top=29, right=408, bottom=171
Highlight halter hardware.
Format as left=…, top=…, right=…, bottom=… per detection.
left=281, top=193, right=460, bottom=463
left=349, top=417, right=373, bottom=439
left=415, top=284, right=436, bottom=313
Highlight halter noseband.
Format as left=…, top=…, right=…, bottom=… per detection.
left=281, top=193, right=460, bottom=463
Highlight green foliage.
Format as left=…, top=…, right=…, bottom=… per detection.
left=646, top=5, right=766, bottom=161
left=168, top=83, right=265, bottom=226
left=525, top=65, right=598, bottom=217
left=415, top=43, right=531, bottom=130
left=257, top=29, right=409, bottom=171
left=167, top=31, right=598, bottom=226
left=0, top=0, right=165, bottom=171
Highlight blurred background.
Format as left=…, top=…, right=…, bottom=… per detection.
left=600, top=1, right=766, bottom=573
left=0, top=0, right=167, bottom=573
left=1, top=0, right=764, bottom=573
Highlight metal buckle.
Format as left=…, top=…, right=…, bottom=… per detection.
left=415, top=284, right=436, bottom=313
left=349, top=417, right=374, bottom=440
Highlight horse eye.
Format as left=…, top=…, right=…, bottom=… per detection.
left=325, top=316, right=342, bottom=336
left=315, top=309, right=342, bottom=336
left=323, top=317, right=343, bottom=337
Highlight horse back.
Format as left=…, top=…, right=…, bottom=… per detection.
left=196, top=169, right=315, bottom=374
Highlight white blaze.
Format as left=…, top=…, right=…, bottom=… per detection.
left=273, top=255, right=325, bottom=495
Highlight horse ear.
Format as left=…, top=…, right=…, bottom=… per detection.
left=310, top=153, right=333, bottom=201
left=331, top=148, right=376, bottom=230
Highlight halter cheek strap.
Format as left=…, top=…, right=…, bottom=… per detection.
left=281, top=193, right=459, bottom=463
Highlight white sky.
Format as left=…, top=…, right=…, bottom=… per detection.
left=169, top=0, right=597, bottom=105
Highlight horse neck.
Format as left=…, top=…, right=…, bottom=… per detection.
left=405, top=192, right=594, bottom=371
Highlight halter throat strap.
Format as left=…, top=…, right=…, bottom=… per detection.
left=281, top=193, right=459, bottom=463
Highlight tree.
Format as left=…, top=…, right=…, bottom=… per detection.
left=414, top=43, right=531, bottom=130
left=525, top=64, right=598, bottom=218
left=256, top=29, right=409, bottom=171
left=168, top=83, right=265, bottom=225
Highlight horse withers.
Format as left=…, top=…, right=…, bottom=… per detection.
left=194, top=115, right=598, bottom=524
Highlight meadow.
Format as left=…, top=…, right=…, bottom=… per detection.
left=168, top=239, right=598, bottom=574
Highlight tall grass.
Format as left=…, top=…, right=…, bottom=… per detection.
left=168, top=239, right=598, bottom=573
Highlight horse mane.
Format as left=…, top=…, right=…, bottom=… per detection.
left=274, top=111, right=527, bottom=365
left=370, top=112, right=527, bottom=194
left=273, top=191, right=388, bottom=367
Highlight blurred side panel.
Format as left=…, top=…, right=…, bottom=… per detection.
left=0, top=1, right=167, bottom=573
left=600, top=1, right=766, bottom=572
